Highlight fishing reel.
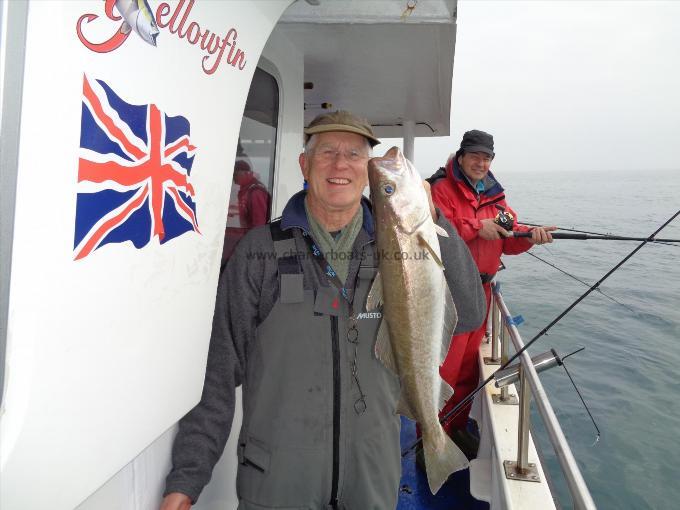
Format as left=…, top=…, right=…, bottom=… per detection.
left=494, top=205, right=515, bottom=231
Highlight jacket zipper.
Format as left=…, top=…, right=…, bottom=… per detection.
left=471, top=194, right=507, bottom=263
left=329, top=315, right=340, bottom=509
left=475, top=194, right=505, bottom=212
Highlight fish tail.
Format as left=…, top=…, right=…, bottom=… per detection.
left=422, top=428, right=470, bottom=494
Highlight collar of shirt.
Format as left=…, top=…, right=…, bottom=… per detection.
left=280, top=190, right=375, bottom=239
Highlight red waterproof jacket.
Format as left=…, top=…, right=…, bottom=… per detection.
left=237, top=174, right=271, bottom=229
left=430, top=157, right=532, bottom=276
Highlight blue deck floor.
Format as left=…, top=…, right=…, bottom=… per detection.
left=397, top=417, right=489, bottom=510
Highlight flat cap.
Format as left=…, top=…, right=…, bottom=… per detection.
left=304, top=110, right=380, bottom=147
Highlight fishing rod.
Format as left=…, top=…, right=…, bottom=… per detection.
left=518, top=222, right=680, bottom=246
left=522, top=222, right=614, bottom=236
left=403, top=208, right=680, bottom=456
left=511, top=231, right=680, bottom=242
left=494, top=208, right=680, bottom=243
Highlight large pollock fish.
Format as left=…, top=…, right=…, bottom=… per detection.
left=366, top=147, right=468, bottom=494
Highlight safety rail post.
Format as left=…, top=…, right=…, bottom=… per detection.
left=493, top=321, right=518, bottom=405
left=484, top=293, right=501, bottom=365
left=503, top=364, right=540, bottom=481
left=501, top=326, right=511, bottom=401
left=518, top=367, right=531, bottom=469
left=484, top=296, right=493, bottom=342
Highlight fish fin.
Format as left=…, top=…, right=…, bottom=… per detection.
left=417, top=234, right=445, bottom=269
left=423, top=429, right=469, bottom=494
left=439, top=379, right=454, bottom=412
left=374, top=319, right=398, bottom=375
left=366, top=271, right=383, bottom=311
left=396, top=395, right=417, bottom=421
left=439, top=285, right=458, bottom=365
left=435, top=224, right=449, bottom=238
left=120, top=21, right=132, bottom=35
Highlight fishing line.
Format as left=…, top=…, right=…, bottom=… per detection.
left=526, top=251, right=636, bottom=313
left=643, top=240, right=678, bottom=248
left=403, top=208, right=680, bottom=456
left=560, top=351, right=601, bottom=447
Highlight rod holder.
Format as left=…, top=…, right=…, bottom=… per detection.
left=494, top=350, right=562, bottom=388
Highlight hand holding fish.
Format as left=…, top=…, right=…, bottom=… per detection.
left=422, top=180, right=438, bottom=221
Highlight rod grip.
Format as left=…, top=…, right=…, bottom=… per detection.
left=512, top=232, right=587, bottom=240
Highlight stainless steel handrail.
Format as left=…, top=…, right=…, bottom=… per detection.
left=491, top=282, right=597, bottom=510
left=499, top=322, right=511, bottom=402
left=516, top=365, right=532, bottom=471
left=491, top=299, right=500, bottom=361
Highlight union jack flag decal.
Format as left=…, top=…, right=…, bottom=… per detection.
left=74, top=75, right=199, bottom=260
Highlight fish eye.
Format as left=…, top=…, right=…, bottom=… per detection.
left=383, top=183, right=395, bottom=195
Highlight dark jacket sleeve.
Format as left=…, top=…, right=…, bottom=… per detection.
left=163, top=228, right=271, bottom=503
left=436, top=211, right=487, bottom=334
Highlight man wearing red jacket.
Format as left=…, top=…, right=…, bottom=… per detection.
left=428, top=129, right=555, bottom=455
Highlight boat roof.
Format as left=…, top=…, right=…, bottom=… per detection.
left=278, top=0, right=457, bottom=138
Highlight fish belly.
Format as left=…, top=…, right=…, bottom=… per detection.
left=380, top=228, right=444, bottom=426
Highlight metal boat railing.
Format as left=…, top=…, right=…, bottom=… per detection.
left=486, top=281, right=597, bottom=510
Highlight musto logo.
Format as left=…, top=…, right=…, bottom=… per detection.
left=76, top=0, right=247, bottom=75
left=356, top=312, right=382, bottom=320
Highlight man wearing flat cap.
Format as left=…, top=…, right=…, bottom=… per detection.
left=161, top=111, right=486, bottom=509
left=426, top=130, right=555, bottom=458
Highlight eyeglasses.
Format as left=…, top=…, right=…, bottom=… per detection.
left=312, top=146, right=369, bottom=163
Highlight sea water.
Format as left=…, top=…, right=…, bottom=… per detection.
left=495, top=169, right=680, bottom=509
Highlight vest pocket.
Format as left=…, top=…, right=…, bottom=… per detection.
left=236, top=436, right=327, bottom=508
left=239, top=437, right=271, bottom=472
left=357, top=265, right=377, bottom=281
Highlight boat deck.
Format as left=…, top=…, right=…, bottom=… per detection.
left=397, top=417, right=489, bottom=510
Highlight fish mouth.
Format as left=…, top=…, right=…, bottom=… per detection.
left=327, top=177, right=351, bottom=185
left=384, top=146, right=401, bottom=160
left=369, top=147, right=405, bottom=176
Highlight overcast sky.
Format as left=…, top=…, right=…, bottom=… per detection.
left=377, top=0, right=680, bottom=174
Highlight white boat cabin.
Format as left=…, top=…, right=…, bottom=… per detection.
left=0, top=1, right=459, bottom=508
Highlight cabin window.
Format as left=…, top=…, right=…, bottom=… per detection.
left=222, top=67, right=278, bottom=267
